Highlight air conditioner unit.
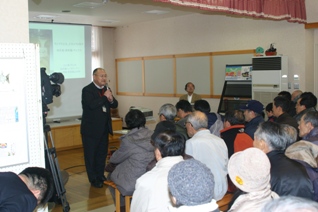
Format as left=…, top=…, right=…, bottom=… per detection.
left=252, top=56, right=288, bottom=106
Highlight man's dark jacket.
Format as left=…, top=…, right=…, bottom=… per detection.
left=268, top=150, right=314, bottom=200
left=244, top=115, right=264, bottom=139
left=81, top=82, right=118, bottom=138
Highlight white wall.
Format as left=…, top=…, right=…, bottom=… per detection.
left=107, top=13, right=315, bottom=120
left=102, top=28, right=116, bottom=93
left=306, top=0, right=318, bottom=23
left=0, top=0, right=29, bottom=42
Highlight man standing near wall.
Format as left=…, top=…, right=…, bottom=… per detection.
left=81, top=68, right=118, bottom=188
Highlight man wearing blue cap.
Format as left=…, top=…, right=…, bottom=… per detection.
left=240, top=100, right=264, bottom=139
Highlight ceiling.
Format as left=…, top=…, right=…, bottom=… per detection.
left=28, top=0, right=209, bottom=27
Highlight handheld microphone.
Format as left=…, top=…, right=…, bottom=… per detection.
left=105, top=83, right=111, bottom=91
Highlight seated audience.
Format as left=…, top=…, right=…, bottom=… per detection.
left=285, top=111, right=318, bottom=201
left=146, top=121, right=193, bottom=171
left=285, top=139, right=318, bottom=201
left=194, top=99, right=223, bottom=136
left=240, top=100, right=264, bottom=139
left=0, top=167, right=54, bottom=211
left=262, top=196, right=318, bottom=212
left=298, top=110, right=318, bottom=142
left=107, top=110, right=154, bottom=210
left=265, top=102, right=276, bottom=122
left=278, top=90, right=296, bottom=117
left=175, top=100, right=192, bottom=128
left=179, top=82, right=201, bottom=104
left=220, top=109, right=253, bottom=158
left=292, top=89, right=303, bottom=103
left=167, top=159, right=220, bottom=212
left=227, top=148, right=279, bottom=212
left=294, top=92, right=317, bottom=122
left=158, top=103, right=188, bottom=139
left=131, top=131, right=185, bottom=212
left=273, top=95, right=299, bottom=131
left=253, top=121, right=314, bottom=200
left=185, top=111, right=228, bottom=201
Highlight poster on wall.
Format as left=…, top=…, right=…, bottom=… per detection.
left=0, top=58, right=29, bottom=167
left=225, top=64, right=252, bottom=81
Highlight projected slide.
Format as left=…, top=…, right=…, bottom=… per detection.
left=29, top=23, right=89, bottom=79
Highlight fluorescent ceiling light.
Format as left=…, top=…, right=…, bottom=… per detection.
left=144, top=10, right=169, bottom=15
left=73, top=2, right=102, bottom=9
left=34, top=15, right=58, bottom=20
left=100, top=19, right=120, bottom=24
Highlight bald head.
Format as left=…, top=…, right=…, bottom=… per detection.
left=292, top=90, right=303, bottom=102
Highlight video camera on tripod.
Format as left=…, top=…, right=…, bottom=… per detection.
left=40, top=67, right=64, bottom=125
left=40, top=67, right=70, bottom=212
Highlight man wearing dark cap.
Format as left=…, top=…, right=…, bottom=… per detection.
left=240, top=100, right=264, bottom=139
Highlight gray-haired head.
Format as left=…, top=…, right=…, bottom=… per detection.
left=280, top=124, right=298, bottom=148
left=254, top=122, right=296, bottom=151
left=187, top=111, right=208, bottom=130
left=302, top=111, right=318, bottom=128
left=262, top=196, right=318, bottom=212
left=158, top=103, right=177, bottom=121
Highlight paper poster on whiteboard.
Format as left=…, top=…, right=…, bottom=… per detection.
left=0, top=58, right=29, bottom=167
left=225, top=64, right=252, bottom=81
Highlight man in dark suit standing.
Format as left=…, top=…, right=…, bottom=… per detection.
left=81, top=68, right=118, bottom=188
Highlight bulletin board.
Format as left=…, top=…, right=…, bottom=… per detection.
left=0, top=43, right=44, bottom=173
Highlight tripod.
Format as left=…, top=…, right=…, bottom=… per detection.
left=44, top=125, right=70, bottom=212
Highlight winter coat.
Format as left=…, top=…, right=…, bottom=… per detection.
left=109, top=127, right=154, bottom=196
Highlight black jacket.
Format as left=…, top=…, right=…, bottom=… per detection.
left=80, top=82, right=118, bottom=139
left=275, top=112, right=298, bottom=131
left=267, top=150, right=314, bottom=200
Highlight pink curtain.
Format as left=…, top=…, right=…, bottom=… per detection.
left=154, top=0, right=307, bottom=23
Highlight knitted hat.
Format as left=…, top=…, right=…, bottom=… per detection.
left=228, top=148, right=271, bottom=193
left=240, top=100, right=264, bottom=114
left=151, top=121, right=176, bottom=140
left=168, top=159, right=214, bottom=206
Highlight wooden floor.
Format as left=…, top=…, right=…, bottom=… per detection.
left=52, top=148, right=114, bottom=212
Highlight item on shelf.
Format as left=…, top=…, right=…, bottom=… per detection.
left=255, top=47, right=264, bottom=56
left=265, top=43, right=277, bottom=56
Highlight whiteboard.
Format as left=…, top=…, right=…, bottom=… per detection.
left=145, top=58, right=174, bottom=94
left=176, top=56, right=210, bottom=95
left=117, top=60, right=143, bottom=94
left=116, top=50, right=255, bottom=97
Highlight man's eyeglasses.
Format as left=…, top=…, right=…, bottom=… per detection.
left=94, top=74, right=107, bottom=78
